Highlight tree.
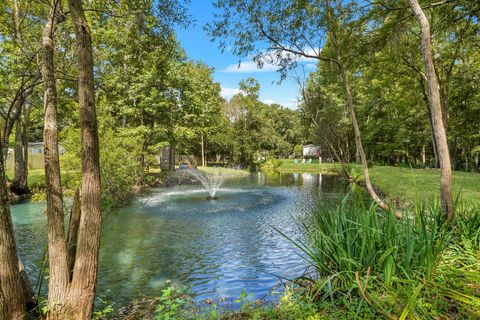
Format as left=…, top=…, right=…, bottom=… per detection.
left=0, top=141, right=27, bottom=318
left=299, top=69, right=351, bottom=163
left=0, top=0, right=43, bottom=195
left=408, top=0, right=453, bottom=219
left=0, top=1, right=40, bottom=317
left=11, top=0, right=31, bottom=194
left=208, top=0, right=390, bottom=210
left=41, top=1, right=71, bottom=318
left=179, top=62, right=223, bottom=167
left=39, top=0, right=102, bottom=317
left=65, top=0, right=102, bottom=316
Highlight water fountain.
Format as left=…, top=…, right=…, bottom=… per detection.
left=180, top=169, right=224, bottom=200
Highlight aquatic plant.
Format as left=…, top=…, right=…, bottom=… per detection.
left=280, top=193, right=480, bottom=318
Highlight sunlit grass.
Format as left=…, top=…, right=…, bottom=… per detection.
left=367, top=165, right=480, bottom=206
left=198, top=166, right=250, bottom=176
left=5, top=169, right=45, bottom=188
left=275, top=159, right=341, bottom=174
left=275, top=160, right=480, bottom=205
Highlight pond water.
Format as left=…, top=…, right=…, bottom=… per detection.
left=12, top=172, right=345, bottom=308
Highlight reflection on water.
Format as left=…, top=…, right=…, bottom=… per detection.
left=12, top=172, right=344, bottom=307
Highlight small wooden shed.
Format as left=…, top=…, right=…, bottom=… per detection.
left=302, top=145, right=320, bottom=158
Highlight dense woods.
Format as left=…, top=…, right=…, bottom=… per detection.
left=0, top=0, right=479, bottom=319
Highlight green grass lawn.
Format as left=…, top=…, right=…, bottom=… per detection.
left=368, top=165, right=480, bottom=205
left=6, top=169, right=45, bottom=188
left=274, top=159, right=341, bottom=174
left=149, top=165, right=250, bottom=176
left=276, top=159, right=480, bottom=205
left=6, top=169, right=80, bottom=191
left=198, top=166, right=250, bottom=176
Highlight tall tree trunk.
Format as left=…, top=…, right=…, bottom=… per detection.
left=201, top=134, right=205, bottom=167
left=12, top=101, right=29, bottom=195
left=168, top=145, right=175, bottom=170
left=66, top=189, right=81, bottom=278
left=3, top=0, right=25, bottom=162
left=419, top=76, right=440, bottom=168
left=42, top=1, right=70, bottom=317
left=0, top=1, right=36, bottom=317
left=65, top=0, right=102, bottom=318
left=338, top=65, right=390, bottom=212
left=12, top=0, right=29, bottom=195
left=409, top=0, right=454, bottom=220
left=421, top=145, right=426, bottom=166
left=0, top=138, right=27, bottom=319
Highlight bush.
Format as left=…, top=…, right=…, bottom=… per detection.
left=260, top=158, right=281, bottom=172
left=60, top=120, right=143, bottom=209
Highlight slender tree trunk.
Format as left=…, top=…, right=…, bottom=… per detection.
left=66, top=189, right=81, bottom=278
left=12, top=101, right=29, bottom=195
left=338, top=65, right=390, bottom=212
left=409, top=0, right=453, bottom=220
left=0, top=138, right=27, bottom=319
left=201, top=134, right=205, bottom=167
left=42, top=2, right=70, bottom=317
left=64, top=1, right=102, bottom=318
left=421, top=145, right=426, bottom=166
left=419, top=77, right=440, bottom=168
left=11, top=0, right=29, bottom=195
left=168, top=145, right=175, bottom=170
left=0, top=290, right=6, bottom=319
left=0, top=1, right=36, bottom=317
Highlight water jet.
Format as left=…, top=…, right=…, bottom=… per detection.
left=179, top=169, right=224, bottom=200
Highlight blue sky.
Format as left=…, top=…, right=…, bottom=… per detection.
left=175, top=1, right=317, bottom=109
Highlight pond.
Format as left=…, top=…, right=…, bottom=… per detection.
left=12, top=172, right=345, bottom=309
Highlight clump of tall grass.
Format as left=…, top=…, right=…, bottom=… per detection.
left=285, top=192, right=480, bottom=318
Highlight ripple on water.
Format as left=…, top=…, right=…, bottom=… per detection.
left=12, top=173, right=345, bottom=308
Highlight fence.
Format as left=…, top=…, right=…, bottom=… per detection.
left=5, top=153, right=44, bottom=171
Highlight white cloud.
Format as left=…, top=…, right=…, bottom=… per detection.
left=222, top=48, right=320, bottom=74
left=220, top=87, right=241, bottom=100
left=262, top=99, right=276, bottom=105
left=284, top=98, right=300, bottom=109
left=222, top=60, right=278, bottom=73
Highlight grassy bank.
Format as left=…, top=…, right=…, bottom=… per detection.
left=272, top=159, right=341, bottom=174
left=273, top=160, right=480, bottom=205
left=368, top=165, right=480, bottom=206
left=198, top=166, right=250, bottom=176
left=6, top=169, right=46, bottom=189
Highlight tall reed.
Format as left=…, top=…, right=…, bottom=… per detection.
left=282, top=192, right=480, bottom=318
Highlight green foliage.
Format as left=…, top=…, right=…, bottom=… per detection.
left=338, top=164, right=363, bottom=186
left=98, top=126, right=142, bottom=208
left=260, top=158, right=281, bottom=172
left=293, top=144, right=303, bottom=158
left=291, top=194, right=445, bottom=286
left=223, top=84, right=302, bottom=168
left=208, top=0, right=480, bottom=171
left=155, top=286, right=194, bottom=320
left=59, top=114, right=143, bottom=208
left=280, top=193, right=480, bottom=318
left=93, top=300, right=114, bottom=320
